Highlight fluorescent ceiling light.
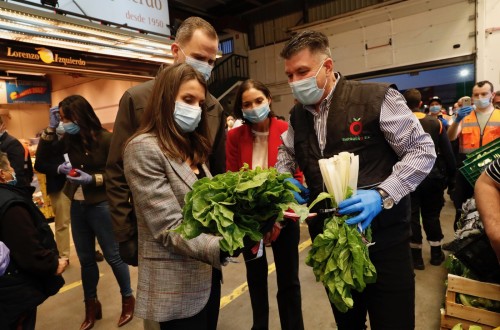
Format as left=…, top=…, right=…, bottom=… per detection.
left=0, top=1, right=174, bottom=64
left=6, top=70, right=46, bottom=76
left=0, top=75, right=17, bottom=80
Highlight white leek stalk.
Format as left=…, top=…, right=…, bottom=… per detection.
left=318, top=152, right=359, bottom=206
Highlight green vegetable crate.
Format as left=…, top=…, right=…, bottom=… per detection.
left=440, top=274, right=500, bottom=330
left=459, top=138, right=500, bottom=187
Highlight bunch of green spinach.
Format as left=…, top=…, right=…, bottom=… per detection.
left=306, top=193, right=377, bottom=313
left=175, top=165, right=309, bottom=254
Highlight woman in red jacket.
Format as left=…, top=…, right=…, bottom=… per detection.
left=226, top=79, right=304, bottom=330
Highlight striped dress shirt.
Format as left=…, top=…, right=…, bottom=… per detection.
left=276, top=77, right=436, bottom=204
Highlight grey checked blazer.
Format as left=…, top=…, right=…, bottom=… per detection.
left=124, top=133, right=223, bottom=322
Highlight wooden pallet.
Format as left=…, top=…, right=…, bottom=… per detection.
left=440, top=274, right=500, bottom=330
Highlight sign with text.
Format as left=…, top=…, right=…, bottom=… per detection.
left=25, top=0, right=170, bottom=35
left=5, top=80, right=51, bottom=104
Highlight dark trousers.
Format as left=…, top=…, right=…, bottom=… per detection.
left=243, top=220, right=304, bottom=330
left=307, top=215, right=415, bottom=330
left=159, top=268, right=221, bottom=330
left=410, top=177, right=445, bottom=244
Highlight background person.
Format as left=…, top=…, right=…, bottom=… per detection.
left=34, top=106, right=72, bottom=261
left=40, top=95, right=134, bottom=330
left=0, top=151, right=67, bottom=329
left=226, top=79, right=304, bottom=330
left=447, top=81, right=499, bottom=230
left=427, top=96, right=449, bottom=129
left=276, top=30, right=436, bottom=330
left=0, top=116, right=33, bottom=187
left=403, top=89, right=456, bottom=269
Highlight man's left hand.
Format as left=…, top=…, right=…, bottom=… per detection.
left=338, top=190, right=382, bottom=231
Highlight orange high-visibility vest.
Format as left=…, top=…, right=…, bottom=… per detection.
left=460, top=109, right=500, bottom=154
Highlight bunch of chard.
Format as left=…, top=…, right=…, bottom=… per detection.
left=305, top=152, right=377, bottom=313
left=175, top=165, right=309, bottom=254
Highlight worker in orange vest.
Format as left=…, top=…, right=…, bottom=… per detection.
left=447, top=80, right=500, bottom=230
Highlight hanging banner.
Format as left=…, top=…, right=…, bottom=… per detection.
left=4, top=80, right=51, bottom=104
left=24, top=0, right=170, bottom=35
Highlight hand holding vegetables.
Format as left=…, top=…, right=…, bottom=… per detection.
left=306, top=152, right=377, bottom=313
left=176, top=166, right=309, bottom=255
left=340, top=190, right=382, bottom=231
left=66, top=169, right=92, bottom=185
left=284, top=177, right=310, bottom=204
left=57, top=161, right=72, bottom=175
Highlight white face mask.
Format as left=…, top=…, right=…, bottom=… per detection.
left=289, top=59, right=327, bottom=105
left=179, top=47, right=213, bottom=81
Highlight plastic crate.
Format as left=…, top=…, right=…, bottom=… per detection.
left=459, top=138, right=500, bottom=187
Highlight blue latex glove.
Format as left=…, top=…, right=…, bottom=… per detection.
left=455, top=105, right=473, bottom=123
left=66, top=169, right=93, bottom=185
left=57, top=161, right=72, bottom=175
left=0, top=241, right=10, bottom=276
left=49, top=106, right=60, bottom=128
left=338, top=190, right=382, bottom=231
left=284, top=177, right=310, bottom=204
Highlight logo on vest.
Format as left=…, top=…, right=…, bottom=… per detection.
left=342, top=117, right=371, bottom=142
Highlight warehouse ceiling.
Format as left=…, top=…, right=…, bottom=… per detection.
left=168, top=0, right=306, bottom=33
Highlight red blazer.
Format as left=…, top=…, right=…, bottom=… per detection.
left=226, top=117, right=303, bottom=183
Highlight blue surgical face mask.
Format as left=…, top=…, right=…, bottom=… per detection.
left=5, top=170, right=17, bottom=186
left=473, top=97, right=491, bottom=109
left=242, top=103, right=271, bottom=124
left=174, top=101, right=202, bottom=133
left=289, top=59, right=327, bottom=105
left=56, top=122, right=65, bottom=136
left=179, top=47, right=213, bottom=81
left=429, top=105, right=441, bottom=114
left=62, top=121, right=80, bottom=135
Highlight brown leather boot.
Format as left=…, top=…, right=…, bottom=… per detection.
left=80, top=298, right=102, bottom=330
left=117, top=295, right=135, bottom=327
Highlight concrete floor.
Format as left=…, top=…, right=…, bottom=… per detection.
left=36, top=195, right=455, bottom=330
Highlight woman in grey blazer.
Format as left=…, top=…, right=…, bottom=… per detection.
left=124, top=63, right=228, bottom=330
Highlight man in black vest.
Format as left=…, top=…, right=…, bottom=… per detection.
left=276, top=31, right=436, bottom=330
left=403, top=89, right=456, bottom=270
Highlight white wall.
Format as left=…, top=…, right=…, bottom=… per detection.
left=247, top=0, right=486, bottom=118
left=476, top=0, right=500, bottom=89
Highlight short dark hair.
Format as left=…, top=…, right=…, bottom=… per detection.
left=280, top=30, right=331, bottom=60
left=403, top=88, right=422, bottom=111
left=475, top=80, right=494, bottom=93
left=175, top=17, right=218, bottom=46
left=233, top=79, right=274, bottom=122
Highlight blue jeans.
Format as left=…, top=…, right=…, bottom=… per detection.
left=71, top=200, right=132, bottom=299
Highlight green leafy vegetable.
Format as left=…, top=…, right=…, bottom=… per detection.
left=175, top=165, right=309, bottom=254
left=306, top=152, right=376, bottom=313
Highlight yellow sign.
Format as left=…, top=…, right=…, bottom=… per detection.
left=6, top=47, right=86, bottom=66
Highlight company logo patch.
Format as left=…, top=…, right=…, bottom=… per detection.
left=342, top=117, right=372, bottom=142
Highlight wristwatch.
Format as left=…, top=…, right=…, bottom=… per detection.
left=377, top=189, right=394, bottom=210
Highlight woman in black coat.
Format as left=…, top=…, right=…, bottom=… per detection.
left=0, top=151, right=67, bottom=329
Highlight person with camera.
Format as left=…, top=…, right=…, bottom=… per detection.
left=447, top=81, right=500, bottom=230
